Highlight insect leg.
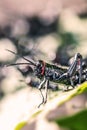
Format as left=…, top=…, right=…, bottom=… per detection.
left=38, top=77, right=46, bottom=108
left=38, top=89, right=44, bottom=108
left=67, top=53, right=82, bottom=84
left=58, top=53, right=83, bottom=86
left=44, top=80, right=49, bottom=104
left=38, top=79, right=49, bottom=107
left=38, top=77, right=46, bottom=90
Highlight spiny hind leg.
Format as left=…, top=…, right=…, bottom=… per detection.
left=58, top=53, right=83, bottom=86
left=68, top=53, right=83, bottom=84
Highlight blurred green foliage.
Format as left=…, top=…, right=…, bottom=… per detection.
left=15, top=121, right=27, bottom=130
left=55, top=109, right=87, bottom=130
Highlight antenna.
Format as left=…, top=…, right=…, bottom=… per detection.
left=6, top=62, right=33, bottom=67
left=6, top=49, right=36, bottom=66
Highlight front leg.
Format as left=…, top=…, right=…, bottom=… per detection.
left=38, top=79, right=49, bottom=107
left=44, top=80, right=49, bottom=104
left=38, top=89, right=44, bottom=108
left=38, top=77, right=46, bottom=108
left=38, top=77, right=46, bottom=90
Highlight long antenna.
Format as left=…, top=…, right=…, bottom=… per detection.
left=6, top=49, right=36, bottom=66
left=6, top=62, right=33, bottom=67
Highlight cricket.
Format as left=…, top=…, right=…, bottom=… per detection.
left=6, top=49, right=87, bottom=107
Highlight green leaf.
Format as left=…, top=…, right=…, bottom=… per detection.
left=31, top=110, right=42, bottom=118
left=58, top=82, right=87, bottom=106
left=14, top=121, right=27, bottom=130
left=54, top=82, right=87, bottom=130
left=55, top=109, right=87, bottom=130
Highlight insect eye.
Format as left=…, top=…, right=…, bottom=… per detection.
left=36, top=61, right=42, bottom=68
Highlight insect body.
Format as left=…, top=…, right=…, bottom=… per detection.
left=34, top=60, right=66, bottom=82
left=34, top=58, right=87, bottom=88
left=6, top=50, right=87, bottom=107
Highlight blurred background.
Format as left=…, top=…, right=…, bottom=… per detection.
left=0, top=0, right=87, bottom=130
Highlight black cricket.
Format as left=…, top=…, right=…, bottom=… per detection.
left=6, top=50, right=87, bottom=107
